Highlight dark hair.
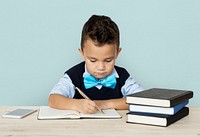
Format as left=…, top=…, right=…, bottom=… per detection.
left=81, top=15, right=120, bottom=50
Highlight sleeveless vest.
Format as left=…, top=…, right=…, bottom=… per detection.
left=65, top=62, right=130, bottom=100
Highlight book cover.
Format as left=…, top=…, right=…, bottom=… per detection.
left=37, top=106, right=121, bottom=120
left=126, top=88, right=193, bottom=107
left=127, top=107, right=189, bottom=127
left=129, top=100, right=188, bottom=115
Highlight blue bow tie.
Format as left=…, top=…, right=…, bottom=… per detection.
left=84, top=74, right=117, bottom=89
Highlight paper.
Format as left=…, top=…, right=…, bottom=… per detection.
left=38, top=106, right=121, bottom=120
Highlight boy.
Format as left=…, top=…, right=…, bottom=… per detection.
left=48, top=15, right=143, bottom=114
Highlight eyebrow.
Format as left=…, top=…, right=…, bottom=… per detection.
left=87, top=56, right=115, bottom=60
left=104, top=57, right=115, bottom=60
left=87, top=56, right=96, bottom=60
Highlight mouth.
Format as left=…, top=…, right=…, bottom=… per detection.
left=93, top=72, right=107, bottom=78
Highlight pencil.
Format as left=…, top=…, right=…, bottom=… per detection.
left=75, top=87, right=104, bottom=114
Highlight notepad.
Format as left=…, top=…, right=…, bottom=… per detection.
left=37, top=106, right=121, bottom=120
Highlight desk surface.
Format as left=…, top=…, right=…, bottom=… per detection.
left=0, top=106, right=200, bottom=137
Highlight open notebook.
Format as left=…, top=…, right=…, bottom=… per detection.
left=38, top=106, right=121, bottom=120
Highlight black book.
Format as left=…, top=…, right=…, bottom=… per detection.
left=127, top=107, right=189, bottom=127
left=126, top=88, right=193, bottom=107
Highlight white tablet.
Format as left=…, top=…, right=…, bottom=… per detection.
left=2, top=109, right=37, bottom=119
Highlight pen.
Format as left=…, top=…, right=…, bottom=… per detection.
left=75, top=87, right=104, bottom=114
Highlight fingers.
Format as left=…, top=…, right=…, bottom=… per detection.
left=79, top=99, right=98, bottom=114
left=84, top=101, right=97, bottom=113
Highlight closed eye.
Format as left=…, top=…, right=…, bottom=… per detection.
left=105, top=59, right=112, bottom=62
left=90, top=60, right=96, bottom=62
left=105, top=57, right=114, bottom=62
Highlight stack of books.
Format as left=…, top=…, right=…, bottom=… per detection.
left=126, top=88, right=193, bottom=127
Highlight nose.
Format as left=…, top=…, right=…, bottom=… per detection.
left=97, top=62, right=105, bottom=71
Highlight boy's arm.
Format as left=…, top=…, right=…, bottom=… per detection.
left=94, top=98, right=129, bottom=110
left=48, top=94, right=78, bottom=110
left=48, top=94, right=99, bottom=114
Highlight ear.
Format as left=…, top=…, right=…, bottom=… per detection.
left=116, top=47, right=122, bottom=58
left=78, top=48, right=85, bottom=59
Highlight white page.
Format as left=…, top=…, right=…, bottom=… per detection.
left=80, top=109, right=121, bottom=119
left=38, top=106, right=121, bottom=119
left=38, top=106, right=80, bottom=119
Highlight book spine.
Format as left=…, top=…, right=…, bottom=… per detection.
left=166, top=107, right=189, bottom=126
left=170, top=92, right=193, bottom=107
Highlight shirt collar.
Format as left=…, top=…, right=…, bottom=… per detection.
left=83, top=65, right=119, bottom=79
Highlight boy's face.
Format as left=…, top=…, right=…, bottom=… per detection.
left=79, top=39, right=121, bottom=79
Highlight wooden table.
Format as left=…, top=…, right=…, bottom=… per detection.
left=0, top=106, right=200, bottom=137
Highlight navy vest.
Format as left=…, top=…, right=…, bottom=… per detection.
left=65, top=62, right=130, bottom=100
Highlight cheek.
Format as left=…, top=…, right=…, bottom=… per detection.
left=106, top=62, right=115, bottom=71
left=85, top=61, right=95, bottom=72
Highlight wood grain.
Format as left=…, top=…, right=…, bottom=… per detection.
left=0, top=106, right=200, bottom=137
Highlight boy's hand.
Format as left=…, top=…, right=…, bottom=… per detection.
left=94, top=98, right=129, bottom=110
left=75, top=99, right=98, bottom=114
left=94, top=100, right=111, bottom=110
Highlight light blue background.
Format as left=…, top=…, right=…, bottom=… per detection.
left=0, top=0, right=199, bottom=106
